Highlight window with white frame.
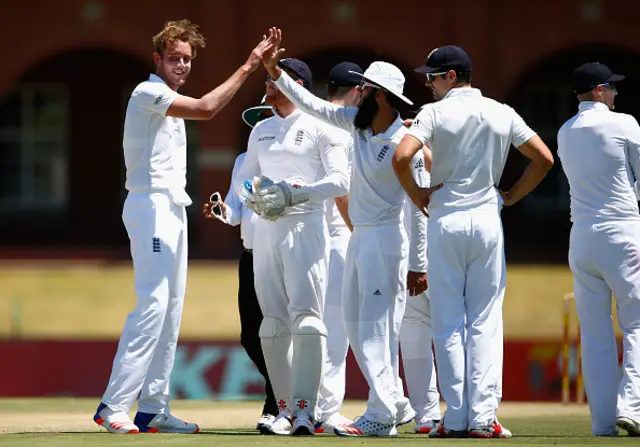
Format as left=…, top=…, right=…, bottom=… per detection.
left=0, top=84, right=68, bottom=211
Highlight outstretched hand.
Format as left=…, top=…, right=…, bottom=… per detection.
left=262, top=27, right=286, bottom=69
left=245, top=29, right=279, bottom=72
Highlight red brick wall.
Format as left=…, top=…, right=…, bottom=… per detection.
left=2, top=0, right=639, bottom=258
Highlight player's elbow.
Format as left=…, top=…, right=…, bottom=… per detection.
left=334, top=171, right=349, bottom=196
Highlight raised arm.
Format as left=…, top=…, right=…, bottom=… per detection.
left=165, top=34, right=276, bottom=120
left=262, top=28, right=356, bottom=131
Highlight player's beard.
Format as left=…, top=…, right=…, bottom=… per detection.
left=354, top=91, right=379, bottom=131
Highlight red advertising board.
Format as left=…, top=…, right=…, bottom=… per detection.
left=0, top=339, right=620, bottom=401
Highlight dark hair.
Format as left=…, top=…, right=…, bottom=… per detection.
left=455, top=70, right=472, bottom=85
left=327, top=84, right=354, bottom=99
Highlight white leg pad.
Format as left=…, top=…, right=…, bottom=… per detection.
left=259, top=316, right=293, bottom=412
left=291, top=314, right=327, bottom=419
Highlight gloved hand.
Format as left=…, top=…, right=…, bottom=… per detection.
left=256, top=179, right=310, bottom=214
left=239, top=176, right=286, bottom=221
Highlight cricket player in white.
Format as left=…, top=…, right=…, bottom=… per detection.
left=315, top=62, right=364, bottom=434
left=557, top=62, right=640, bottom=437
left=258, top=28, right=436, bottom=437
left=93, top=20, right=276, bottom=434
left=398, top=142, right=442, bottom=434
left=234, top=56, right=350, bottom=436
left=394, top=45, right=554, bottom=438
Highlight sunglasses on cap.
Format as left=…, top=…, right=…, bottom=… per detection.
left=425, top=71, right=448, bottom=82
left=596, top=82, right=617, bottom=95
left=208, top=192, right=223, bottom=218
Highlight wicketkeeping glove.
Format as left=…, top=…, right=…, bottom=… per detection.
left=239, top=176, right=286, bottom=221
left=256, top=180, right=310, bottom=213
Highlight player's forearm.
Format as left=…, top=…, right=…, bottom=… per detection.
left=506, top=159, right=553, bottom=205
left=303, top=171, right=349, bottom=202
left=335, top=195, right=353, bottom=231
left=271, top=70, right=348, bottom=130
left=408, top=203, right=428, bottom=273
left=200, top=64, right=253, bottom=118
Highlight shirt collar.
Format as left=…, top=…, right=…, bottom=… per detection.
left=578, top=101, right=610, bottom=112
left=442, top=86, right=482, bottom=100
left=149, top=74, right=168, bottom=85
left=370, top=115, right=405, bottom=143
left=272, top=107, right=302, bottom=122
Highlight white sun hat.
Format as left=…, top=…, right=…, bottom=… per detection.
left=349, top=61, right=413, bottom=105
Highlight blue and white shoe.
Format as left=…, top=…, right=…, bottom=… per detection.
left=93, top=402, right=139, bottom=434
left=134, top=411, right=199, bottom=434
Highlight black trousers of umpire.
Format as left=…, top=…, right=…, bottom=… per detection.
left=238, top=249, right=278, bottom=417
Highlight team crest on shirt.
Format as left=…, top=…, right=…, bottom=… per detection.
left=377, top=145, right=390, bottom=162
left=294, top=130, right=304, bottom=145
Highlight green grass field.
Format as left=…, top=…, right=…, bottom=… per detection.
left=0, top=399, right=637, bottom=446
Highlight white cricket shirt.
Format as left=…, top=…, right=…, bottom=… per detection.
left=557, top=101, right=640, bottom=225
left=123, top=74, right=191, bottom=205
left=403, top=150, right=430, bottom=272
left=325, top=131, right=353, bottom=232
left=273, top=72, right=412, bottom=226
left=233, top=108, right=350, bottom=217
left=407, top=88, right=536, bottom=216
left=223, top=153, right=259, bottom=250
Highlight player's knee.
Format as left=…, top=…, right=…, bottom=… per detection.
left=259, top=316, right=290, bottom=339
left=292, top=314, right=328, bottom=337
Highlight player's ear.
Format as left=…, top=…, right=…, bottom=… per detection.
left=295, top=79, right=304, bottom=87
left=153, top=52, right=162, bottom=67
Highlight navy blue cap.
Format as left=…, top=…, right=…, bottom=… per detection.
left=328, top=61, right=364, bottom=87
left=415, top=45, right=472, bottom=74
left=572, top=62, right=625, bottom=94
left=278, top=58, right=313, bottom=89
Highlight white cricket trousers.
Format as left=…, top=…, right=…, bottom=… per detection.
left=253, top=212, right=330, bottom=419
left=318, top=226, right=351, bottom=421
left=428, top=210, right=505, bottom=431
left=400, top=291, right=441, bottom=423
left=569, top=221, right=640, bottom=435
left=102, top=191, right=188, bottom=414
left=342, top=223, right=409, bottom=424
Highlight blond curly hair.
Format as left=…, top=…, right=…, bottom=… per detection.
left=152, top=19, right=206, bottom=58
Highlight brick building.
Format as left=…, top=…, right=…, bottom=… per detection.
left=1, top=0, right=638, bottom=261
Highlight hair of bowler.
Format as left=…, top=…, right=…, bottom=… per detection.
left=152, top=19, right=206, bottom=58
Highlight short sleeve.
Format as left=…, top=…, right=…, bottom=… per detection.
left=509, top=107, right=536, bottom=148
left=132, top=82, right=179, bottom=116
left=406, top=104, right=436, bottom=145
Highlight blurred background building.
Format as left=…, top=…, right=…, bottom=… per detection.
left=0, top=0, right=638, bottom=262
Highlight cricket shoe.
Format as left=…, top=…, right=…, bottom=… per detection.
left=292, top=411, right=315, bottom=435
left=414, top=418, right=440, bottom=434
left=256, top=414, right=276, bottom=430
left=468, top=419, right=512, bottom=438
left=260, top=411, right=292, bottom=435
left=617, top=416, right=640, bottom=437
left=134, top=411, right=199, bottom=434
left=429, top=418, right=469, bottom=438
left=334, top=416, right=398, bottom=437
left=395, top=399, right=416, bottom=426
left=93, top=402, right=139, bottom=434
left=314, top=413, right=353, bottom=434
